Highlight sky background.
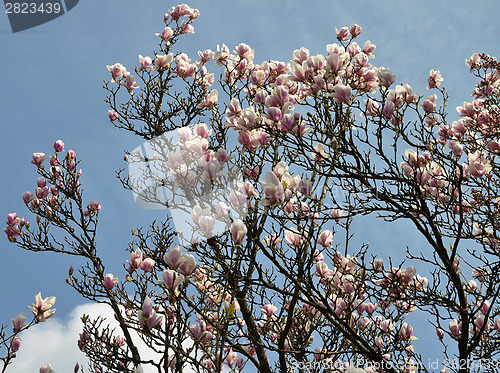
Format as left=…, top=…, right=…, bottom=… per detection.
left=1, top=0, right=499, bottom=372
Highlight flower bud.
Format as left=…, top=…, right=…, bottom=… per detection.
left=10, top=336, right=21, bottom=352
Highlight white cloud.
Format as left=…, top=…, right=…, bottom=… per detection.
left=10, top=303, right=199, bottom=373
left=9, top=303, right=99, bottom=373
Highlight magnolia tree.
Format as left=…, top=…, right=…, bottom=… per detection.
left=3, top=4, right=500, bottom=373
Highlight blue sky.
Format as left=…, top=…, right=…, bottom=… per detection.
left=1, top=0, right=499, bottom=371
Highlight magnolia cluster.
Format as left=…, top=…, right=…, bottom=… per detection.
left=184, top=267, right=252, bottom=371
left=4, top=295, right=55, bottom=364
left=445, top=300, right=500, bottom=341
left=18, top=140, right=84, bottom=219
left=164, top=125, right=255, bottom=238
left=4, top=212, right=28, bottom=242
left=161, top=245, right=197, bottom=300
left=167, top=124, right=231, bottom=189
left=400, top=149, right=450, bottom=200
left=315, top=251, right=425, bottom=354
left=432, top=55, right=499, bottom=175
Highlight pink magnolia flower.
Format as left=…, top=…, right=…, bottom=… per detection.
left=382, top=100, right=395, bottom=119
left=22, top=191, right=34, bottom=204
left=140, top=258, right=155, bottom=272
left=427, top=69, right=444, bottom=89
left=10, top=335, right=22, bottom=352
left=329, top=208, right=344, bottom=222
left=422, top=98, right=436, bottom=113
left=156, top=27, right=173, bottom=41
left=130, top=248, right=143, bottom=269
left=39, top=365, right=54, bottom=373
left=372, top=258, right=384, bottom=272
left=377, top=68, right=396, bottom=88
left=31, top=153, right=46, bottom=167
left=317, top=230, right=333, bottom=248
left=160, top=269, right=185, bottom=295
left=106, top=63, right=127, bottom=81
left=335, top=26, right=350, bottom=42
left=285, top=228, right=305, bottom=248
left=436, top=327, right=444, bottom=339
left=88, top=200, right=101, bottom=213
left=363, top=40, right=376, bottom=57
left=261, top=171, right=284, bottom=205
left=230, top=219, right=248, bottom=244
left=198, top=89, right=218, bottom=109
left=487, top=140, right=500, bottom=154
left=467, top=151, right=492, bottom=177
left=170, top=4, right=199, bottom=20
left=198, top=215, right=215, bottom=235
left=53, top=140, right=64, bottom=152
left=449, top=319, right=462, bottom=339
left=261, top=304, right=278, bottom=318
left=213, top=44, right=230, bottom=66
left=155, top=53, right=174, bottom=70
left=164, top=245, right=186, bottom=269
left=102, top=273, right=118, bottom=290
left=182, top=23, right=194, bottom=34
left=399, top=322, right=416, bottom=341
left=494, top=318, right=500, bottom=331
left=331, top=84, right=352, bottom=103
left=349, top=23, right=362, bottom=38
left=122, top=75, right=139, bottom=94
left=28, top=292, right=56, bottom=322
left=138, top=55, right=153, bottom=70
left=11, top=313, right=27, bottom=331
left=138, top=297, right=162, bottom=330
left=235, top=43, right=255, bottom=61
left=178, top=253, right=197, bottom=276
left=108, top=110, right=119, bottom=121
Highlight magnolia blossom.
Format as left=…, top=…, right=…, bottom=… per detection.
left=155, top=53, right=174, bottom=69
left=10, top=336, right=22, bottom=352
left=11, top=313, right=27, bottom=330
left=335, top=26, right=349, bottom=42
left=122, top=75, right=139, bottom=93
left=129, top=248, right=143, bottom=269
left=449, top=319, right=461, bottom=339
left=53, top=140, right=64, bottom=152
left=178, top=253, right=197, bottom=276
left=156, top=27, right=173, bottom=41
left=140, top=258, right=155, bottom=272
left=31, top=152, right=46, bottom=166
left=139, top=55, right=153, bottom=70
left=399, top=322, right=416, bottom=341
left=331, top=84, right=352, bottom=103
left=261, top=171, right=284, bottom=205
left=377, top=68, right=396, bottom=88
left=138, top=297, right=162, bottom=330
left=39, top=364, right=54, bottom=373
left=467, top=151, right=492, bottom=177
left=28, top=292, right=56, bottom=322
left=108, top=110, right=119, bottom=121
left=160, top=269, right=185, bottom=296
left=102, top=273, right=118, bottom=290
left=106, top=63, right=127, bottom=81
left=317, top=230, right=333, bottom=248
left=164, top=245, right=185, bottom=269
left=427, top=69, right=444, bottom=89
left=285, top=228, right=305, bottom=248
left=230, top=219, right=247, bottom=244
